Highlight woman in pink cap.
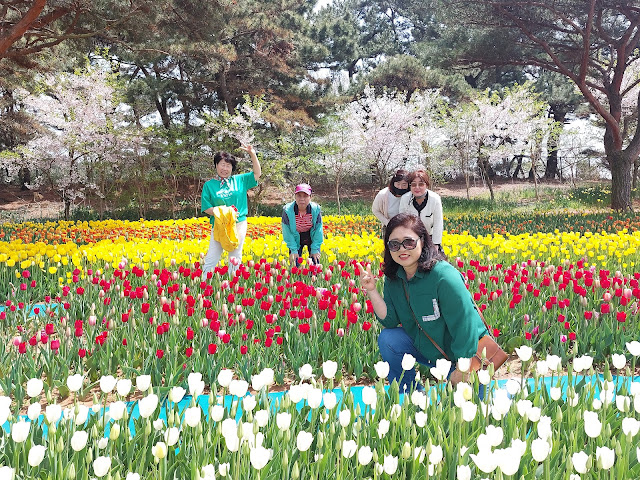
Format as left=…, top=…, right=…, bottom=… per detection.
left=281, top=183, right=324, bottom=264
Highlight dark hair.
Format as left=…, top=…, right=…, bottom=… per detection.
left=388, top=169, right=408, bottom=189
left=214, top=152, right=238, bottom=172
left=382, top=213, right=446, bottom=279
left=407, top=170, right=432, bottom=189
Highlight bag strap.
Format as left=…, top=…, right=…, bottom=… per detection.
left=402, top=280, right=450, bottom=361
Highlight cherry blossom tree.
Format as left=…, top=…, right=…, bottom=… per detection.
left=442, top=84, right=554, bottom=200
left=335, top=85, right=442, bottom=187
left=15, top=67, right=131, bottom=219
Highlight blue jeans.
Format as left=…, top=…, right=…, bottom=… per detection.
left=378, top=327, right=485, bottom=398
left=378, top=327, right=440, bottom=392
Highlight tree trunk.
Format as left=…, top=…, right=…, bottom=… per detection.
left=609, top=150, right=633, bottom=211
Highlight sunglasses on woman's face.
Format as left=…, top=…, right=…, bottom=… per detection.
left=387, top=237, right=419, bottom=252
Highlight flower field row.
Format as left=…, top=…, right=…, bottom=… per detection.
left=0, top=216, right=639, bottom=396
left=1, top=355, right=640, bottom=479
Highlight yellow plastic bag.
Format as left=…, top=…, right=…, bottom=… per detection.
left=212, top=206, right=239, bottom=252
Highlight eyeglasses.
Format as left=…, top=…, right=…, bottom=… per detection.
left=387, top=238, right=419, bottom=252
left=410, top=182, right=427, bottom=188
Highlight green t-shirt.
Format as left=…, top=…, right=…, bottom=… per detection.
left=201, top=172, right=258, bottom=225
left=377, top=261, right=488, bottom=362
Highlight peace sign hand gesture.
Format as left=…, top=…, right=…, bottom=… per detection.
left=358, top=263, right=377, bottom=292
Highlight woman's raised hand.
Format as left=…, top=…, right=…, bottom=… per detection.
left=358, top=263, right=377, bottom=292
left=240, top=144, right=255, bottom=155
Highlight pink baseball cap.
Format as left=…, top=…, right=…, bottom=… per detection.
left=295, top=183, right=312, bottom=195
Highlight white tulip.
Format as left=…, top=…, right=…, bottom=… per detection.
left=217, top=369, right=234, bottom=388
left=71, top=430, right=88, bottom=451
left=495, top=446, right=522, bottom=476
left=28, top=445, right=46, bottom=467
left=288, top=384, right=305, bottom=404
left=164, top=427, right=180, bottom=446
left=358, top=445, right=373, bottom=465
left=322, top=360, right=338, bottom=379
left=99, top=375, right=117, bottom=394
left=383, top=455, right=398, bottom=475
left=515, top=345, right=533, bottom=362
left=307, top=388, right=323, bottom=409
left=374, top=361, right=390, bottom=378
left=531, top=438, right=551, bottom=462
left=429, top=445, right=443, bottom=464
left=45, top=404, right=62, bottom=424
left=26, top=378, right=43, bottom=398
left=461, top=401, right=478, bottom=422
left=109, top=401, right=126, bottom=421
left=516, top=399, right=533, bottom=418
left=296, top=431, right=314, bottom=451
left=377, top=419, right=390, bottom=438
left=225, top=432, right=240, bottom=452
left=596, top=446, right=615, bottom=469
left=210, top=404, right=225, bottom=422
left=187, top=372, right=203, bottom=394
left=66, top=374, right=84, bottom=393
left=168, top=386, right=186, bottom=404
left=27, top=402, right=41, bottom=421
left=430, top=358, right=452, bottom=381
left=200, top=464, right=216, bottom=480
left=545, top=354, right=562, bottom=371
left=401, top=353, right=416, bottom=371
left=219, top=462, right=230, bottom=477
left=0, top=467, right=14, bottom=480
left=338, top=409, right=351, bottom=428
left=457, top=357, right=471, bottom=373
left=477, top=369, right=491, bottom=385
left=361, top=386, right=377, bottom=407
left=528, top=406, right=541, bottom=422
left=626, top=341, right=640, bottom=357
left=571, top=451, right=589, bottom=474
left=415, top=411, right=428, bottom=427
left=342, top=439, right=357, bottom=458
left=583, top=410, right=602, bottom=438
left=74, top=405, right=89, bottom=425
left=389, top=404, right=402, bottom=421
left=611, top=353, right=627, bottom=370
left=470, top=450, right=498, bottom=474
left=258, top=368, right=275, bottom=387
left=622, top=417, right=640, bottom=436
left=411, top=390, right=428, bottom=410
left=456, top=464, right=471, bottom=480
left=254, top=409, right=269, bottom=428
left=228, top=380, right=248, bottom=398
left=249, top=446, right=272, bottom=470
left=550, top=387, right=562, bottom=401
left=276, top=412, right=292, bottom=431
left=616, top=395, right=631, bottom=413
left=125, top=473, right=141, bottom=480
left=98, top=437, right=109, bottom=449
left=116, top=379, right=132, bottom=397
left=298, top=364, right=314, bottom=381
left=136, top=375, right=151, bottom=392
left=535, top=360, right=549, bottom=376
left=184, top=406, right=201, bottom=427
left=11, top=420, right=30, bottom=443
left=152, top=442, right=167, bottom=460
left=323, top=392, right=338, bottom=410
left=138, top=394, right=159, bottom=418
left=242, top=395, right=257, bottom=413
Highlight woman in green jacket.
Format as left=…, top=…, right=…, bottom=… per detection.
left=281, top=184, right=323, bottom=264
left=359, top=213, right=487, bottom=392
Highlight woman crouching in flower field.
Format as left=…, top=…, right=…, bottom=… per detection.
left=359, top=213, right=488, bottom=392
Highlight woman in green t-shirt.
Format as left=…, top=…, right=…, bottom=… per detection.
left=201, top=145, right=261, bottom=275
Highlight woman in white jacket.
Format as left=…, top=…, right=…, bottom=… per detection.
left=372, top=170, right=409, bottom=235
left=399, top=170, right=443, bottom=249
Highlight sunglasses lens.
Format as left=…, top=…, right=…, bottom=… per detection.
left=388, top=241, right=401, bottom=252
left=404, top=239, right=417, bottom=249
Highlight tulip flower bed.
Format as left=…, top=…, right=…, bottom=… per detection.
left=2, top=356, right=640, bottom=479
left=1, top=215, right=640, bottom=476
